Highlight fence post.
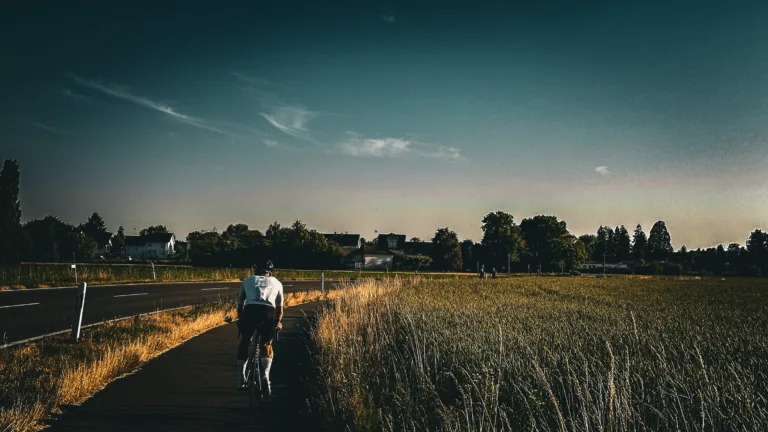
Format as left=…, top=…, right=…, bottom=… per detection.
left=321, top=272, right=325, bottom=292
left=71, top=282, right=87, bottom=342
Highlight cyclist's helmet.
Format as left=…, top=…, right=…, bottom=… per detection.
left=253, top=260, right=275, bottom=276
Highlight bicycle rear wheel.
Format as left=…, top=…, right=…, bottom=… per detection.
left=247, top=334, right=261, bottom=423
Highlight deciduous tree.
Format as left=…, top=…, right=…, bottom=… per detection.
left=140, top=225, right=169, bottom=236
left=481, top=211, right=524, bottom=270
left=519, top=215, right=569, bottom=269
left=431, top=227, right=462, bottom=271
left=578, top=234, right=596, bottom=260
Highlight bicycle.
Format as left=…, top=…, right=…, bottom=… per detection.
left=244, top=325, right=279, bottom=423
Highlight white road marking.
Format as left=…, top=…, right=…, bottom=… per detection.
left=113, top=293, right=148, bottom=298
left=201, top=287, right=230, bottom=291
left=0, top=302, right=40, bottom=309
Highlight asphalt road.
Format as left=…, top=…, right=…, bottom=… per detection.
left=0, top=280, right=324, bottom=344
left=46, top=301, right=319, bottom=431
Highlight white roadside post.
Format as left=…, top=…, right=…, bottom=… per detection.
left=71, top=264, right=78, bottom=284
left=321, top=272, right=325, bottom=292
left=71, top=282, right=87, bottom=342
left=151, top=262, right=156, bottom=280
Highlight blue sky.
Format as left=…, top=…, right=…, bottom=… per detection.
left=1, top=0, right=767, bottom=248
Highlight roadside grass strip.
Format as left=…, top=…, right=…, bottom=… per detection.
left=0, top=282, right=355, bottom=432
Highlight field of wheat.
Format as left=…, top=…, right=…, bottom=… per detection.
left=310, top=277, right=768, bottom=431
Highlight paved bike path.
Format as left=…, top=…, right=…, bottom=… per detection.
left=47, top=302, right=320, bottom=431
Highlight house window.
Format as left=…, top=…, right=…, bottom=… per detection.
left=388, top=239, right=397, bottom=249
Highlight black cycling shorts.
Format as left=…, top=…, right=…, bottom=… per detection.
left=238, top=304, right=276, bottom=343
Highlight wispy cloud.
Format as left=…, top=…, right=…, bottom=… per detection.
left=260, top=105, right=320, bottom=144
left=595, top=166, right=611, bottom=176
left=61, top=88, right=90, bottom=101
left=69, top=74, right=244, bottom=138
left=339, top=133, right=462, bottom=159
left=263, top=139, right=279, bottom=147
left=381, top=14, right=396, bottom=23
left=2, top=117, right=68, bottom=135
left=415, top=144, right=463, bottom=159
left=340, top=136, right=410, bottom=157
left=27, top=120, right=67, bottom=135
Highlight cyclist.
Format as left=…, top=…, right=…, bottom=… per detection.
left=236, top=262, right=284, bottom=395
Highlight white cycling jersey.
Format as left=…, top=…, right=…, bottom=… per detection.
left=238, top=275, right=284, bottom=308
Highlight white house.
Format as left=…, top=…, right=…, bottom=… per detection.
left=344, top=246, right=394, bottom=270
left=125, top=233, right=176, bottom=259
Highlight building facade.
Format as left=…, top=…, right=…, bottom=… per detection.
left=124, top=233, right=176, bottom=259
left=344, top=246, right=394, bottom=270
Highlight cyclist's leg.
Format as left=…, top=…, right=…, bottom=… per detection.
left=257, top=307, right=276, bottom=394
left=237, top=306, right=258, bottom=390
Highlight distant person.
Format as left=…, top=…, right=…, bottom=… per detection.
left=492, top=268, right=498, bottom=279
left=236, top=262, right=283, bottom=396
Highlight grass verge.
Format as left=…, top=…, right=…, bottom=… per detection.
left=0, top=299, right=236, bottom=431
left=0, top=281, right=350, bottom=432
left=309, top=277, right=768, bottom=431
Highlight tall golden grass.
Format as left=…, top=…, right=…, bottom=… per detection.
left=0, top=283, right=344, bottom=432
left=0, top=300, right=237, bottom=432
left=309, top=277, right=768, bottom=431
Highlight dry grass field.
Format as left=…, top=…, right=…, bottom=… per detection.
left=310, top=277, right=768, bottom=431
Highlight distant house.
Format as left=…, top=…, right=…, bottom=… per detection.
left=93, top=232, right=113, bottom=256
left=323, top=233, right=361, bottom=249
left=344, top=245, right=394, bottom=270
left=376, top=233, right=406, bottom=251
left=125, top=233, right=176, bottom=259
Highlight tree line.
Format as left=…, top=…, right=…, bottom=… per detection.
left=186, top=221, right=344, bottom=269
left=1, top=159, right=767, bottom=276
